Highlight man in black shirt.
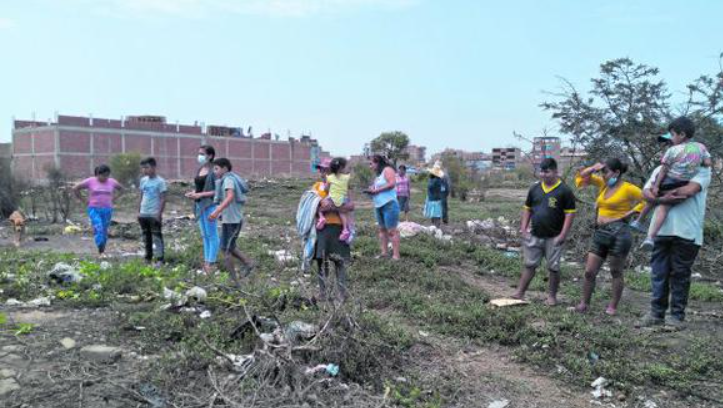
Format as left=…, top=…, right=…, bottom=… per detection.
left=512, top=158, right=576, bottom=306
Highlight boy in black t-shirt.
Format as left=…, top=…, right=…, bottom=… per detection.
left=512, top=158, right=576, bottom=306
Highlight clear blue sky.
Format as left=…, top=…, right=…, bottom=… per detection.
left=1, top=0, right=721, bottom=157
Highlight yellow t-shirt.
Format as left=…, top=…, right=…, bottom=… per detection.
left=575, top=174, right=645, bottom=220
left=326, top=173, right=350, bottom=207
left=313, top=182, right=341, bottom=225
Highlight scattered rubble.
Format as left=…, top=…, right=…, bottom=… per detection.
left=48, top=262, right=83, bottom=284
left=490, top=298, right=528, bottom=307
left=5, top=296, right=52, bottom=308
left=59, top=337, right=77, bottom=349
left=590, top=377, right=612, bottom=399
left=269, top=250, right=296, bottom=264
left=305, top=363, right=340, bottom=377
left=488, top=400, right=510, bottom=408
left=79, top=345, right=122, bottom=363
left=397, top=222, right=452, bottom=241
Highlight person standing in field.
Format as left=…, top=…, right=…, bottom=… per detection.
left=209, top=158, right=255, bottom=286
left=73, top=165, right=125, bottom=256
left=138, top=157, right=167, bottom=266
left=512, top=158, right=576, bottom=306
left=396, top=165, right=411, bottom=222
left=185, top=145, right=220, bottom=273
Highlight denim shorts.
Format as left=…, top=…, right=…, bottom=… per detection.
left=590, top=221, right=632, bottom=259
left=220, top=222, right=243, bottom=253
left=375, top=200, right=400, bottom=230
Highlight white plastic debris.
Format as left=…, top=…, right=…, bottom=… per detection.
left=590, top=377, right=612, bottom=399
left=199, top=310, right=212, bottom=319
left=644, top=400, right=658, bottom=408
left=222, top=353, right=255, bottom=373
left=268, top=250, right=296, bottom=264
left=488, top=400, right=510, bottom=408
left=48, top=262, right=83, bottom=283
left=27, top=297, right=52, bottom=307
left=185, top=287, right=207, bottom=303
left=6, top=297, right=51, bottom=307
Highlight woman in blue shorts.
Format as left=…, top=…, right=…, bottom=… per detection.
left=366, top=155, right=401, bottom=260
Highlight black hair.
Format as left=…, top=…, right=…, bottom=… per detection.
left=398, top=164, right=407, bottom=171
left=200, top=145, right=216, bottom=161
left=140, top=157, right=157, bottom=167
left=213, top=158, right=232, bottom=171
left=604, top=157, right=628, bottom=175
left=668, top=116, right=696, bottom=139
left=371, top=155, right=391, bottom=176
left=539, top=158, right=558, bottom=171
left=94, top=164, right=111, bottom=176
left=329, top=157, right=347, bottom=175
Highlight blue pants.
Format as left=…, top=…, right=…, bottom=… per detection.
left=88, top=207, right=113, bottom=252
left=197, top=203, right=219, bottom=264
left=650, top=236, right=700, bottom=320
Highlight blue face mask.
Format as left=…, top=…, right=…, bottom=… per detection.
left=607, top=177, right=618, bottom=187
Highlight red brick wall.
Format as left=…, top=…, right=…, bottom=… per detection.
left=228, top=139, right=253, bottom=158
left=59, top=131, right=90, bottom=153
left=58, top=115, right=91, bottom=127
left=34, top=131, right=57, bottom=154
left=13, top=133, right=33, bottom=154
left=12, top=124, right=319, bottom=182
left=254, top=143, right=270, bottom=160
left=34, top=156, right=56, bottom=178
left=272, top=144, right=291, bottom=160
left=59, top=155, right=91, bottom=178
left=153, top=137, right=178, bottom=157
left=124, top=135, right=152, bottom=153
left=180, top=138, right=202, bottom=157
left=93, top=133, right=123, bottom=155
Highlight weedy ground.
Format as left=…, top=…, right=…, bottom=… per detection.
left=1, top=179, right=722, bottom=407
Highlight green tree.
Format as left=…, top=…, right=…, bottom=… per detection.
left=43, top=165, right=72, bottom=223
left=541, top=56, right=723, bottom=186
left=0, top=158, right=27, bottom=218
left=109, top=152, right=142, bottom=187
left=352, top=161, right=374, bottom=189
left=370, top=131, right=410, bottom=166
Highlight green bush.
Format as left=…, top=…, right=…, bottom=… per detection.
left=109, top=152, right=142, bottom=187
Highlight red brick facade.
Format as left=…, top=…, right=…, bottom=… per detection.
left=12, top=115, right=324, bottom=182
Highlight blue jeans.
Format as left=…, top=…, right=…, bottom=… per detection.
left=197, top=203, right=219, bottom=264
left=88, top=207, right=113, bottom=253
left=375, top=200, right=400, bottom=230
left=650, top=236, right=700, bottom=320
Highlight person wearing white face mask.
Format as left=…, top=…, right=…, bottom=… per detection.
left=185, top=145, right=220, bottom=273
left=572, top=158, right=645, bottom=316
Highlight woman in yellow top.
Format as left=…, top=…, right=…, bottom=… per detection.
left=573, top=158, right=644, bottom=315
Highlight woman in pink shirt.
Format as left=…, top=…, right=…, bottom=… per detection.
left=73, top=165, right=125, bottom=255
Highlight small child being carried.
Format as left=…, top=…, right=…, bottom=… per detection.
left=631, top=117, right=712, bottom=250
left=317, top=157, right=354, bottom=243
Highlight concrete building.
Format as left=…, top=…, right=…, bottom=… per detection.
left=12, top=114, right=326, bottom=181
left=431, top=149, right=492, bottom=171
left=558, top=146, right=588, bottom=172
left=403, top=144, right=427, bottom=166
left=492, top=147, right=522, bottom=170
left=531, top=137, right=562, bottom=170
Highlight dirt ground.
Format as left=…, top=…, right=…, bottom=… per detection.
left=1, top=182, right=722, bottom=408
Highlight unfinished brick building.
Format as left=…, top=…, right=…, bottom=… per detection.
left=11, top=114, right=327, bottom=181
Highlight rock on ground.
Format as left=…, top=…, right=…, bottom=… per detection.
left=80, top=345, right=122, bottom=363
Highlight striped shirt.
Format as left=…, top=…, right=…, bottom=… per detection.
left=396, top=175, right=411, bottom=197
